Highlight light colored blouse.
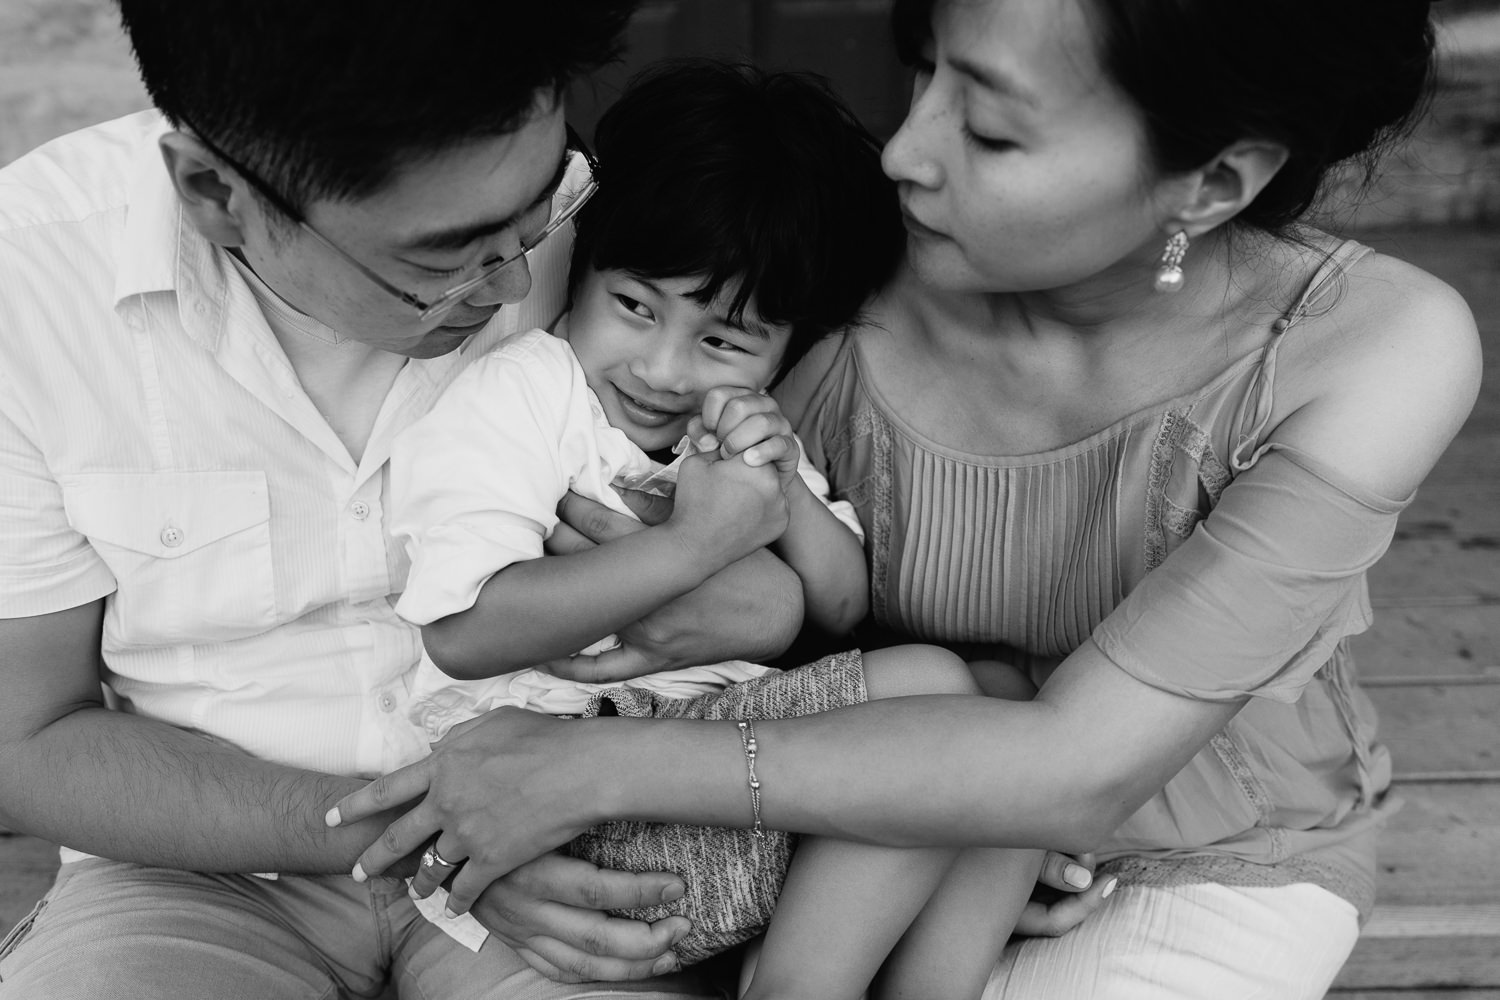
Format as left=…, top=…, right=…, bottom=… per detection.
left=793, top=241, right=1406, bottom=917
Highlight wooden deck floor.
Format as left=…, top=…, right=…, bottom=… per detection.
left=1324, top=224, right=1500, bottom=997
left=2, top=223, right=1497, bottom=996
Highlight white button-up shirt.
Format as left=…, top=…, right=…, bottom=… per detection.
left=0, top=111, right=573, bottom=779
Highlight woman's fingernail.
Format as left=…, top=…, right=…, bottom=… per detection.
left=652, top=954, right=681, bottom=976
left=1063, top=863, right=1093, bottom=889
left=444, top=905, right=461, bottom=919
left=351, top=863, right=367, bottom=883
left=1101, top=877, right=1119, bottom=899
left=661, top=882, right=685, bottom=903
left=324, top=807, right=341, bottom=827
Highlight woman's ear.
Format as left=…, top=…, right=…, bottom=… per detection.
left=157, top=131, right=252, bottom=247
left=1167, top=140, right=1291, bottom=237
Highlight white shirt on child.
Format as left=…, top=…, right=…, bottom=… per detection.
left=388, top=327, right=864, bottom=951
left=388, top=328, right=863, bottom=762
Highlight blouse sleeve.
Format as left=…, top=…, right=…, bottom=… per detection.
left=391, top=331, right=625, bottom=626
left=1092, top=445, right=1412, bottom=703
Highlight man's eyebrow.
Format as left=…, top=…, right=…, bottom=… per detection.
left=398, top=147, right=571, bottom=254
left=949, top=55, right=1042, bottom=110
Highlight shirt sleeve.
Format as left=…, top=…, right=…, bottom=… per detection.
left=1092, top=445, right=1412, bottom=703
left=391, top=331, right=626, bottom=626
left=0, top=367, right=117, bottom=616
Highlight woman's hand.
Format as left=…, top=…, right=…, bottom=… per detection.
left=1017, top=851, right=1119, bottom=937
left=327, top=708, right=599, bottom=914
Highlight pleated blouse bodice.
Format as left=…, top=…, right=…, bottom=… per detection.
left=792, top=242, right=1406, bottom=916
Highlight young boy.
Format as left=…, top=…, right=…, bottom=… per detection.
left=384, top=61, right=1040, bottom=1000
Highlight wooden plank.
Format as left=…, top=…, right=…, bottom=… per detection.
left=1330, top=992, right=1500, bottom=1000
left=1332, top=932, right=1500, bottom=989
left=1365, top=683, right=1500, bottom=778
left=1367, top=483, right=1500, bottom=605
left=1335, top=903, right=1500, bottom=989
left=1352, top=603, right=1500, bottom=680
left=1375, top=783, right=1500, bottom=908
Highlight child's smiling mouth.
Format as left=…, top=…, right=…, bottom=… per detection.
left=611, top=384, right=688, bottom=428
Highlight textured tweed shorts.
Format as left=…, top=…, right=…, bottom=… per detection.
left=564, top=649, right=868, bottom=967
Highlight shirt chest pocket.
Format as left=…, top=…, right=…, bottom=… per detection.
left=59, top=471, right=277, bottom=646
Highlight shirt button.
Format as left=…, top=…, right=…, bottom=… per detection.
left=377, top=693, right=396, bottom=713
left=160, top=526, right=185, bottom=548
left=350, top=501, right=371, bottom=520
left=193, top=301, right=208, bottom=316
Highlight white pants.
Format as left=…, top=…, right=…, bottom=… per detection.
left=982, top=881, right=1360, bottom=1000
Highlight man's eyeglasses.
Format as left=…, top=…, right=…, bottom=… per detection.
left=177, top=114, right=598, bottom=322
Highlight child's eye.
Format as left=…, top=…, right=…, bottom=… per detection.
left=704, top=337, right=749, bottom=355
left=614, top=294, right=654, bottom=320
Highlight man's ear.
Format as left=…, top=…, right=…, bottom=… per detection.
left=157, top=131, right=253, bottom=247
left=1166, top=140, right=1291, bottom=238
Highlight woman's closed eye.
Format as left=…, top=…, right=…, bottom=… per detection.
left=962, top=125, right=1017, bottom=153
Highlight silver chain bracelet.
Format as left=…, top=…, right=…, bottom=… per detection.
left=736, top=719, right=764, bottom=838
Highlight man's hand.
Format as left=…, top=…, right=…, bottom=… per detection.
left=471, top=853, right=691, bottom=983
left=538, top=492, right=804, bottom=684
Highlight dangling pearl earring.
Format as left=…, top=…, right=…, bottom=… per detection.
left=1153, top=231, right=1190, bottom=293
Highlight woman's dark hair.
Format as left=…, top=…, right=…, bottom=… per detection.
left=116, top=0, right=636, bottom=212
left=892, top=0, right=1437, bottom=235
left=569, top=60, right=905, bottom=378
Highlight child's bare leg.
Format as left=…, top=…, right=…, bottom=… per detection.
left=867, top=655, right=1040, bottom=1000
left=739, top=645, right=978, bottom=1000
left=871, top=846, right=1043, bottom=1000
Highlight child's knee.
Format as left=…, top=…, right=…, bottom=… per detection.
left=862, top=644, right=980, bottom=700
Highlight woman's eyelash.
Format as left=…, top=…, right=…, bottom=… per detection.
left=962, top=126, right=1015, bottom=152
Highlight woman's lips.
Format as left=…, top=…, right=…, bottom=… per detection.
left=900, top=207, right=947, bottom=240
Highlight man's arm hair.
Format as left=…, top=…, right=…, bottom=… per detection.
left=0, top=601, right=398, bottom=874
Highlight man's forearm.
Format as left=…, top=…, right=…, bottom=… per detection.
left=0, top=706, right=392, bottom=875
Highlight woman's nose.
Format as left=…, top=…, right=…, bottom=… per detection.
left=882, top=85, right=945, bottom=190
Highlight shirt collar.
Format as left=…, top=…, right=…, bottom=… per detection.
left=113, top=111, right=242, bottom=351
left=113, top=111, right=186, bottom=304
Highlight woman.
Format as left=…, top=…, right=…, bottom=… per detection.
left=333, top=0, right=1480, bottom=994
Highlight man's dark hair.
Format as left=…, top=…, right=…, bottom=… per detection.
left=116, top=0, right=637, bottom=211
left=569, top=60, right=905, bottom=380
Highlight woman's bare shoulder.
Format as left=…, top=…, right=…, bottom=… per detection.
left=1273, top=247, right=1481, bottom=497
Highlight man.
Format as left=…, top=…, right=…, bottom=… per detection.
left=0, top=2, right=803, bottom=995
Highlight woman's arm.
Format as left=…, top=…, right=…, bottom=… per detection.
left=332, top=644, right=1241, bottom=914
left=340, top=255, right=1483, bottom=912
